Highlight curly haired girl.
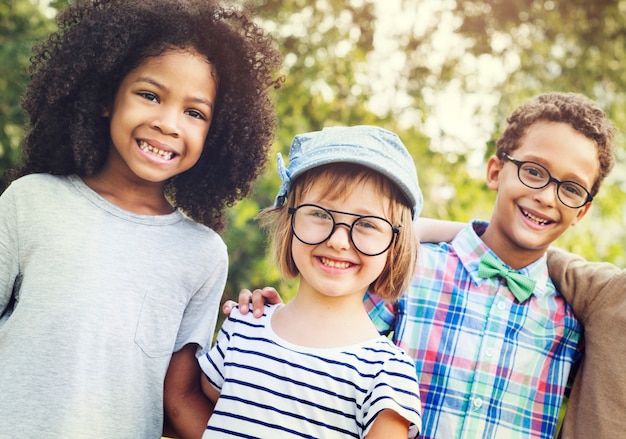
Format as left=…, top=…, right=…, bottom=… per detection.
left=0, top=0, right=281, bottom=437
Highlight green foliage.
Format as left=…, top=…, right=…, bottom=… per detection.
left=0, top=0, right=54, bottom=189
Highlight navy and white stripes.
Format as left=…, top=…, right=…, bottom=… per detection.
left=199, top=304, right=422, bottom=438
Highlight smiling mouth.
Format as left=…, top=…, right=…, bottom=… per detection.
left=320, top=257, right=352, bottom=269
left=521, top=208, right=552, bottom=226
left=138, top=140, right=174, bottom=161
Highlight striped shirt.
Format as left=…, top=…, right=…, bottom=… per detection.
left=365, top=221, right=582, bottom=439
left=199, top=304, right=422, bottom=438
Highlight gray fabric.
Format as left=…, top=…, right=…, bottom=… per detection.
left=0, top=174, right=227, bottom=438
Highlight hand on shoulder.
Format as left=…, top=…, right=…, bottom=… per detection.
left=222, top=287, right=283, bottom=318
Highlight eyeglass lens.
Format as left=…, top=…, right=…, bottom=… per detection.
left=290, top=204, right=395, bottom=256
left=516, top=161, right=589, bottom=208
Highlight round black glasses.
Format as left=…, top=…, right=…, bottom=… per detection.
left=288, top=204, right=399, bottom=256
left=502, top=153, right=593, bottom=208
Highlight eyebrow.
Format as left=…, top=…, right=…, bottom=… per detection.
left=134, top=76, right=214, bottom=109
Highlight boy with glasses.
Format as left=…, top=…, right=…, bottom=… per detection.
left=365, top=92, right=615, bottom=439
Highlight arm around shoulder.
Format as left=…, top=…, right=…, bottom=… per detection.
left=547, top=247, right=624, bottom=316
left=415, top=217, right=464, bottom=243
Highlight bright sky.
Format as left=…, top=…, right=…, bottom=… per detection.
left=368, top=0, right=509, bottom=173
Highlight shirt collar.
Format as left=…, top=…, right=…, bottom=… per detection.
left=452, top=220, right=551, bottom=299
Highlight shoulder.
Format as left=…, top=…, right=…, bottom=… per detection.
left=178, top=213, right=225, bottom=243
left=172, top=214, right=227, bottom=259
left=215, top=305, right=274, bottom=348
left=372, top=337, right=416, bottom=362
left=226, top=304, right=275, bottom=325
left=2, top=174, right=74, bottom=210
left=4, top=173, right=67, bottom=193
left=549, top=247, right=625, bottom=286
left=356, top=337, right=417, bottom=371
left=419, top=241, right=453, bottom=257
left=417, top=241, right=461, bottom=274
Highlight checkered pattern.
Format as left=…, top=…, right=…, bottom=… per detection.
left=365, top=221, right=582, bottom=439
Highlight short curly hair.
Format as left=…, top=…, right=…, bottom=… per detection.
left=12, top=0, right=283, bottom=231
left=258, top=163, right=418, bottom=300
left=496, top=92, right=615, bottom=197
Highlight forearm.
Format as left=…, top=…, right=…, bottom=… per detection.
left=163, top=389, right=213, bottom=439
left=415, top=217, right=463, bottom=243
left=163, top=344, right=214, bottom=439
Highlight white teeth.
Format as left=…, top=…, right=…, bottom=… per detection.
left=138, top=140, right=174, bottom=160
left=522, top=209, right=549, bottom=225
left=321, top=257, right=351, bottom=269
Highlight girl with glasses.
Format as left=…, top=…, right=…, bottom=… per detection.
left=198, top=126, right=423, bottom=438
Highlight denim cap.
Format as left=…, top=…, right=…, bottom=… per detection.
left=274, top=125, right=423, bottom=219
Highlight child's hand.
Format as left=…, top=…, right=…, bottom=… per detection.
left=222, top=287, right=282, bottom=318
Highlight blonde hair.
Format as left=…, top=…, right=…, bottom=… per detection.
left=258, top=163, right=417, bottom=300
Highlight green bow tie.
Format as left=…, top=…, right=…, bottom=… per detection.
left=477, top=252, right=536, bottom=303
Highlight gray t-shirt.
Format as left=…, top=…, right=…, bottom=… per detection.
left=0, top=174, right=227, bottom=438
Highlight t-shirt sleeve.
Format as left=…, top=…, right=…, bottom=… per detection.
left=362, top=351, right=422, bottom=438
left=174, top=235, right=228, bottom=353
left=547, top=247, right=624, bottom=320
left=198, top=307, right=240, bottom=391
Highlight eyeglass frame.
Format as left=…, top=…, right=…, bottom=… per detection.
left=287, top=203, right=400, bottom=256
left=501, top=153, right=593, bottom=208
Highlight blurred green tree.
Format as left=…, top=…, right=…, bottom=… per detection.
left=0, top=0, right=55, bottom=190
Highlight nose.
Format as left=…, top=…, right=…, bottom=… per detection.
left=152, top=107, right=180, bottom=136
left=326, top=222, right=352, bottom=251
left=532, top=181, right=558, bottom=207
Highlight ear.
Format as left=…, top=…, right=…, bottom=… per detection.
left=570, top=202, right=592, bottom=226
left=485, top=155, right=503, bottom=191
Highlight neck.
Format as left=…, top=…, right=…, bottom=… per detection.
left=272, top=291, right=379, bottom=348
left=83, top=172, right=172, bottom=215
left=480, top=224, right=545, bottom=270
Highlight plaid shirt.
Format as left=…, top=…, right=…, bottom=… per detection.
left=365, top=221, right=582, bottom=439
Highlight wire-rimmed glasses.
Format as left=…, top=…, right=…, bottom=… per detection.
left=288, top=204, right=399, bottom=256
left=502, top=153, right=593, bottom=208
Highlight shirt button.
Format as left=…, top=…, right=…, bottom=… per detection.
left=497, top=301, right=506, bottom=310
left=485, top=348, right=494, bottom=357
left=473, top=398, right=483, bottom=408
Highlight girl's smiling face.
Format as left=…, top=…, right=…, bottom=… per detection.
left=105, top=48, right=218, bottom=185
left=291, top=177, right=391, bottom=301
